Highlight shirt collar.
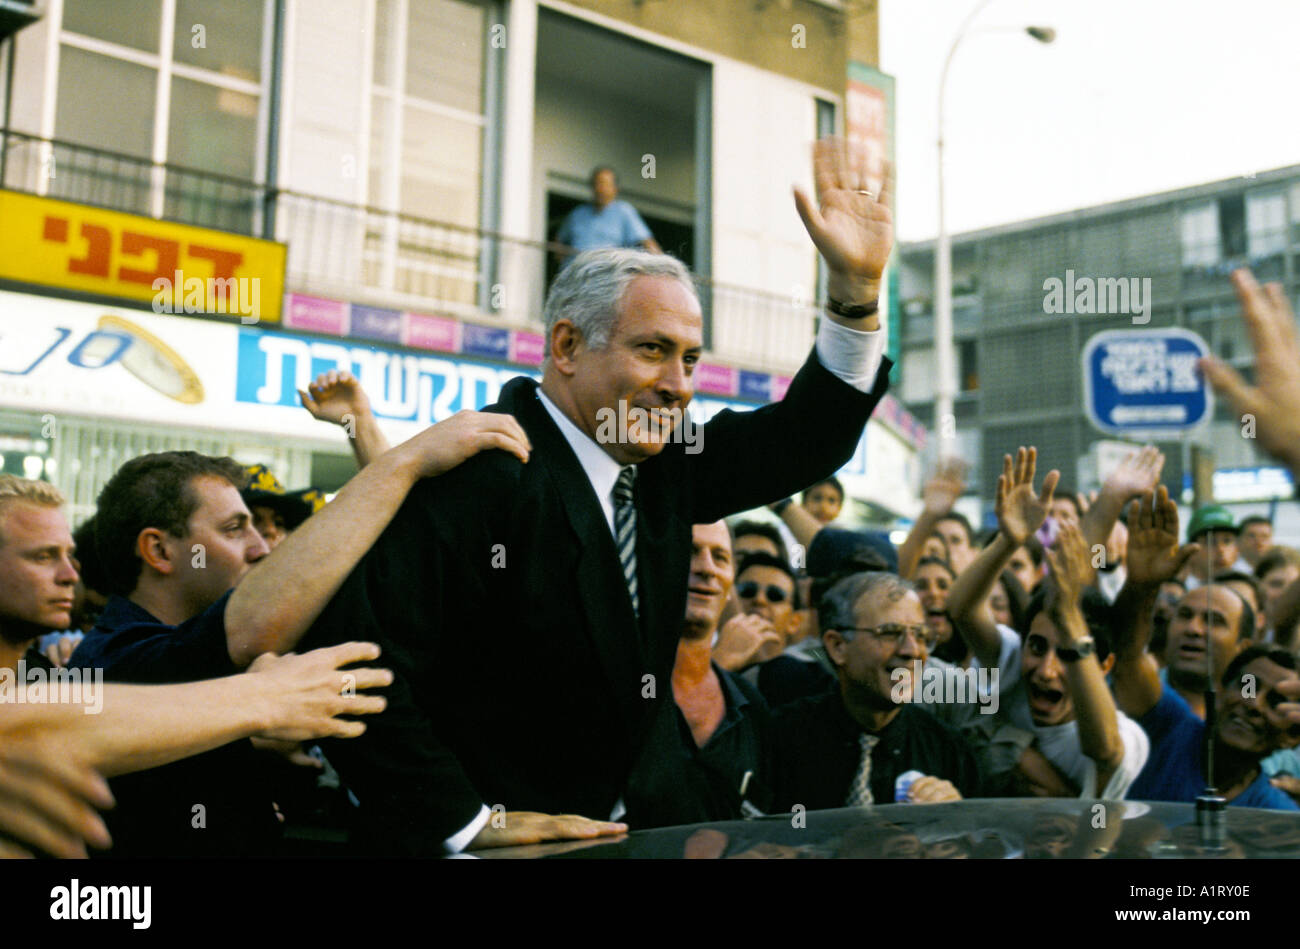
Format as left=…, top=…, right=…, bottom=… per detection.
left=536, top=388, right=625, bottom=504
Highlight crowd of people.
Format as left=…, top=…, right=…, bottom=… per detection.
left=2, top=138, right=1299, bottom=860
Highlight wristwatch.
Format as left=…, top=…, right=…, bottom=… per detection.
left=825, top=297, right=879, bottom=320
left=1056, top=638, right=1096, bottom=662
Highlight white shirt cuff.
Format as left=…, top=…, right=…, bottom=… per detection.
left=815, top=316, right=887, bottom=393
left=443, top=804, right=493, bottom=854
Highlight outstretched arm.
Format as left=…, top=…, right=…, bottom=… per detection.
left=1199, top=270, right=1300, bottom=483
left=6, top=642, right=390, bottom=779
left=1111, top=486, right=1199, bottom=719
left=948, top=447, right=1057, bottom=666
left=1080, top=445, right=1164, bottom=559
left=897, top=457, right=966, bottom=579
left=1046, top=523, right=1123, bottom=788
left=226, top=411, right=530, bottom=666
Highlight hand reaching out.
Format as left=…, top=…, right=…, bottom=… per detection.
left=1124, top=485, right=1200, bottom=587
left=996, top=447, right=1059, bottom=546
left=0, top=735, right=113, bottom=858
left=247, top=641, right=392, bottom=743
left=299, top=370, right=372, bottom=428
left=1199, top=270, right=1300, bottom=479
left=923, top=456, right=968, bottom=516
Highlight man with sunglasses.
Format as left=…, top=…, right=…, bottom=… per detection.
left=768, top=571, right=979, bottom=812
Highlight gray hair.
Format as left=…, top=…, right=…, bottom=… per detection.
left=818, top=571, right=916, bottom=638
left=542, top=248, right=697, bottom=360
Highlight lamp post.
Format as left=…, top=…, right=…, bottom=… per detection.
left=934, top=2, right=1055, bottom=458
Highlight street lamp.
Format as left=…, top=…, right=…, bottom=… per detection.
left=934, top=2, right=1055, bottom=458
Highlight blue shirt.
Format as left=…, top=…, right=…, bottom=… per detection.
left=1127, top=686, right=1299, bottom=810
left=556, top=199, right=653, bottom=257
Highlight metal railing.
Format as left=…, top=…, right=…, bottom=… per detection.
left=1, top=131, right=816, bottom=374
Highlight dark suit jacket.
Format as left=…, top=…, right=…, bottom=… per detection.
left=301, top=350, right=891, bottom=854
left=769, top=686, right=982, bottom=812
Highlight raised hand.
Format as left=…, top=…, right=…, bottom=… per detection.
left=298, top=369, right=372, bottom=427
left=247, top=641, right=392, bottom=742
left=1103, top=445, right=1165, bottom=502
left=906, top=775, right=962, bottom=804
left=923, top=456, right=968, bottom=516
left=1199, top=269, right=1300, bottom=479
left=792, top=137, right=894, bottom=293
left=394, top=409, right=531, bottom=479
left=996, top=447, right=1060, bottom=546
left=1045, top=521, right=1092, bottom=609
left=1125, top=485, right=1199, bottom=587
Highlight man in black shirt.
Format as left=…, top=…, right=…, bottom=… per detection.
left=771, top=571, right=980, bottom=812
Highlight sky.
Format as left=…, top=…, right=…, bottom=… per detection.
left=879, top=0, right=1300, bottom=243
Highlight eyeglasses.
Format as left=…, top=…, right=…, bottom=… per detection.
left=842, top=623, right=939, bottom=651
left=737, top=581, right=790, bottom=604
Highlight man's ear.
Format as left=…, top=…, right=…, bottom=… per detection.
left=823, top=629, right=848, bottom=669
left=1099, top=653, right=1116, bottom=676
left=549, top=320, right=584, bottom=375
left=137, top=528, right=176, bottom=577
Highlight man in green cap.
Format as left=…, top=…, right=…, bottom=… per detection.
left=1184, top=504, right=1251, bottom=591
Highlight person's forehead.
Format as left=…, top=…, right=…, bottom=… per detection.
left=935, top=520, right=969, bottom=544
left=734, top=534, right=777, bottom=554
left=1027, top=610, right=1060, bottom=642
left=0, top=501, right=72, bottom=548
left=916, top=563, right=952, bottom=583
left=615, top=277, right=703, bottom=340
left=1240, top=658, right=1298, bottom=690
left=739, top=564, right=793, bottom=590
left=856, top=588, right=922, bottom=625
left=692, top=521, right=732, bottom=553
left=191, top=476, right=250, bottom=518
left=1181, top=585, right=1241, bottom=618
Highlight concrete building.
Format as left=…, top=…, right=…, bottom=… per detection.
left=0, top=0, right=925, bottom=524
left=897, top=164, right=1300, bottom=533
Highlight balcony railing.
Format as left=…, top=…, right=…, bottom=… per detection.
left=1, top=131, right=816, bottom=374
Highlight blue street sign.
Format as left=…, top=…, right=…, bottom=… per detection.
left=1081, top=328, right=1213, bottom=437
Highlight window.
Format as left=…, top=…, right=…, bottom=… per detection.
left=1246, top=191, right=1286, bottom=259
left=1181, top=203, right=1218, bottom=268
left=53, top=0, right=268, bottom=228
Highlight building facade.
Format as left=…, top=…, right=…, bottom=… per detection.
left=0, top=0, right=925, bottom=524
left=897, top=164, right=1300, bottom=531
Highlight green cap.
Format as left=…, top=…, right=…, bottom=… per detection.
left=1186, top=504, right=1236, bottom=542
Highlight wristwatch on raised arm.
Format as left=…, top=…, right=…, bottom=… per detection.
left=1056, top=638, right=1096, bottom=663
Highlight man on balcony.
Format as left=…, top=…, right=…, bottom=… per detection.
left=554, top=166, right=662, bottom=267
left=291, top=137, right=895, bottom=855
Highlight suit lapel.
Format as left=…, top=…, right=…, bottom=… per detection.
left=498, top=379, right=651, bottom=733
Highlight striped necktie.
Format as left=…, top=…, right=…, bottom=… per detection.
left=613, top=466, right=639, bottom=616
left=846, top=733, right=880, bottom=806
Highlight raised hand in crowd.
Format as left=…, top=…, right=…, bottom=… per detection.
left=1080, top=444, right=1164, bottom=559
left=898, top=455, right=968, bottom=579
left=1199, top=269, right=1300, bottom=481
left=43, top=633, right=82, bottom=668
left=947, top=447, right=1057, bottom=665
left=712, top=612, right=785, bottom=672
left=1110, top=486, right=1198, bottom=718
left=298, top=369, right=392, bottom=468
left=227, top=410, right=530, bottom=664
left=0, top=735, right=113, bottom=858
left=1044, top=521, right=1126, bottom=790
left=904, top=775, right=962, bottom=804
